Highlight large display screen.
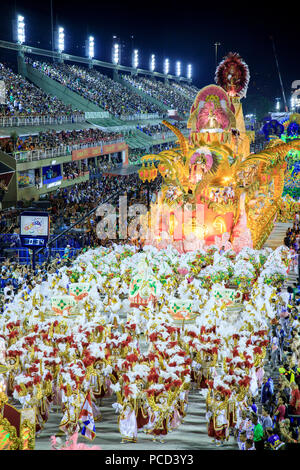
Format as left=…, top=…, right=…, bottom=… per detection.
left=20, top=212, right=49, bottom=237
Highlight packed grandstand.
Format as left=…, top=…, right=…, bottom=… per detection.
left=0, top=54, right=195, bottom=269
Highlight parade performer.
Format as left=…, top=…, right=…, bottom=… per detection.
left=206, top=387, right=230, bottom=446
left=118, top=399, right=138, bottom=443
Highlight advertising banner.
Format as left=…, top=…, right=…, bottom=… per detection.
left=72, top=142, right=128, bottom=161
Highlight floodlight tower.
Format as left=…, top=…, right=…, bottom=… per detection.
left=149, top=54, right=155, bottom=72
left=12, top=15, right=26, bottom=75
left=112, top=42, right=120, bottom=64
left=131, top=49, right=139, bottom=75
left=187, top=64, right=192, bottom=82
left=175, top=61, right=181, bottom=82
left=55, top=26, right=65, bottom=62
left=86, top=36, right=95, bottom=68
left=164, top=58, right=170, bottom=83
left=13, top=15, right=25, bottom=44
left=112, top=40, right=120, bottom=81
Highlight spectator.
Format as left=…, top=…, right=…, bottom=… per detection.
left=273, top=397, right=287, bottom=424
left=265, top=427, right=285, bottom=450
left=261, top=407, right=273, bottom=432
left=289, top=383, right=300, bottom=424
left=261, top=377, right=273, bottom=409
left=251, top=414, right=264, bottom=451
left=243, top=438, right=256, bottom=450
left=278, top=419, right=299, bottom=448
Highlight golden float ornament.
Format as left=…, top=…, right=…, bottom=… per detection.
left=137, top=53, right=300, bottom=253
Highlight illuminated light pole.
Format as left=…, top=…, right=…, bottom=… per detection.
left=149, top=54, right=155, bottom=72
left=57, top=27, right=65, bottom=52
left=132, top=49, right=139, bottom=69
left=13, top=15, right=26, bottom=73
left=16, top=15, right=25, bottom=44
left=291, top=95, right=296, bottom=111
left=176, top=61, right=181, bottom=79
left=214, top=42, right=221, bottom=67
left=86, top=36, right=95, bottom=69
left=164, top=58, right=170, bottom=75
left=13, top=14, right=25, bottom=47
left=112, top=42, right=120, bottom=64
left=86, top=35, right=95, bottom=59
left=187, top=63, right=192, bottom=80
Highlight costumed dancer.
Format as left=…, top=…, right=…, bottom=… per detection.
left=206, top=387, right=230, bottom=447
left=118, top=398, right=138, bottom=443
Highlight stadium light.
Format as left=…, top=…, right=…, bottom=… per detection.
left=187, top=64, right=192, bottom=79
left=86, top=35, right=95, bottom=59
left=164, top=58, right=169, bottom=75
left=149, top=54, right=155, bottom=72
left=176, top=61, right=181, bottom=77
left=14, top=14, right=25, bottom=44
left=112, top=43, right=120, bottom=64
left=275, top=97, right=280, bottom=111
left=132, top=49, right=139, bottom=69
left=57, top=27, right=65, bottom=52
left=291, top=95, right=296, bottom=111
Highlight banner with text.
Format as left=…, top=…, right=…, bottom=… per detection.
left=72, top=142, right=128, bottom=161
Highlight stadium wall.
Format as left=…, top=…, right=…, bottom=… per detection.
left=0, top=150, right=17, bottom=209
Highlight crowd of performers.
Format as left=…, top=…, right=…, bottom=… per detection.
left=0, top=241, right=295, bottom=449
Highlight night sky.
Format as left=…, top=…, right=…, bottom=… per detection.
left=1, top=0, right=299, bottom=114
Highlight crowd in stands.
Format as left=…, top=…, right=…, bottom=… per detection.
left=137, top=120, right=186, bottom=137
left=62, top=162, right=87, bottom=180
left=128, top=148, right=143, bottom=164
left=0, top=170, right=162, bottom=313
left=171, top=82, right=198, bottom=101
left=0, top=167, right=161, bottom=246
left=122, top=75, right=193, bottom=116
left=27, top=59, right=165, bottom=118
left=0, top=63, right=84, bottom=120
left=0, top=127, right=124, bottom=155
left=128, top=141, right=179, bottom=164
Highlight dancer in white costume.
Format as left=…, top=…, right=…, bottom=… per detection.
left=119, top=401, right=138, bottom=443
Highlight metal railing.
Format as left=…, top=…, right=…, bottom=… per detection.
left=140, top=130, right=175, bottom=140
left=119, top=113, right=161, bottom=121
left=84, top=111, right=110, bottom=119
left=0, top=247, right=82, bottom=266
left=11, top=138, right=126, bottom=162
left=0, top=114, right=86, bottom=128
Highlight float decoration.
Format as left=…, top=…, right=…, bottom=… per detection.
left=138, top=52, right=300, bottom=253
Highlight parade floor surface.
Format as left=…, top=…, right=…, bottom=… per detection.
left=34, top=388, right=238, bottom=451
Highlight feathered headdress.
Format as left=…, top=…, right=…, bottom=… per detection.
left=215, top=52, right=250, bottom=98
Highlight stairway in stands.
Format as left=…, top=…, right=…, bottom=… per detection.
left=263, top=222, right=290, bottom=250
